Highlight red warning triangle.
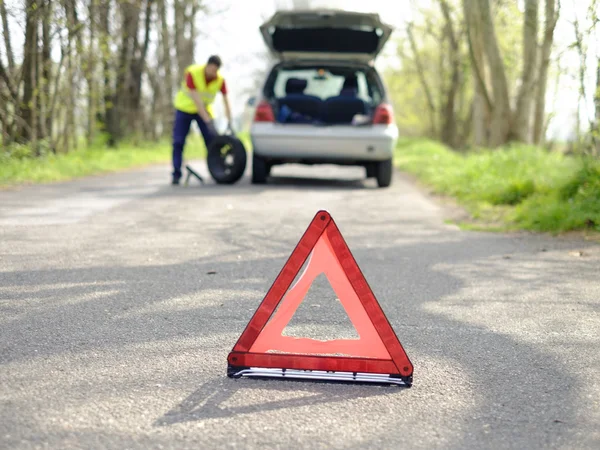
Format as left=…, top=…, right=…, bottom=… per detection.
left=227, top=210, right=413, bottom=384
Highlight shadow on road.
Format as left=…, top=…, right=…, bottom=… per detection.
left=149, top=175, right=371, bottom=198
left=147, top=162, right=377, bottom=197
left=267, top=175, right=367, bottom=189
left=154, top=377, right=406, bottom=425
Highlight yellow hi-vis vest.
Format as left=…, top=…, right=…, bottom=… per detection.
left=173, top=64, right=224, bottom=117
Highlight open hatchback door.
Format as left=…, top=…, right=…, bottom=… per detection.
left=260, top=9, right=393, bottom=62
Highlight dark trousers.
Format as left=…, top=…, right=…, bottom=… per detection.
left=172, top=109, right=216, bottom=179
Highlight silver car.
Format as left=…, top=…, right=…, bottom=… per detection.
left=249, top=9, right=398, bottom=188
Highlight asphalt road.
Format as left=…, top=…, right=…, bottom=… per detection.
left=1, top=161, right=599, bottom=450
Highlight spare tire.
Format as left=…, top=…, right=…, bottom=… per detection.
left=206, top=134, right=247, bottom=184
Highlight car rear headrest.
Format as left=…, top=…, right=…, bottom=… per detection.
left=285, top=78, right=308, bottom=94
left=339, top=88, right=358, bottom=97
left=342, top=76, right=358, bottom=90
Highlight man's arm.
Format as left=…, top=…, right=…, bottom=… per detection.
left=219, top=79, right=233, bottom=129
left=188, top=90, right=212, bottom=123
left=223, top=93, right=233, bottom=128
left=185, top=72, right=212, bottom=123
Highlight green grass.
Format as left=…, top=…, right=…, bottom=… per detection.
left=395, top=138, right=600, bottom=235
left=0, top=134, right=214, bottom=187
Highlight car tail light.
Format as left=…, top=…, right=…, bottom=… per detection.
left=254, top=100, right=275, bottom=122
left=373, top=103, right=394, bottom=125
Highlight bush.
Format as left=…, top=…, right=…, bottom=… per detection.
left=1, top=140, right=56, bottom=161
left=394, top=138, right=600, bottom=234
left=1, top=137, right=201, bottom=186
left=511, top=160, right=600, bottom=232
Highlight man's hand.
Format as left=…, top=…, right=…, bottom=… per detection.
left=203, top=117, right=217, bottom=137
left=198, top=110, right=212, bottom=124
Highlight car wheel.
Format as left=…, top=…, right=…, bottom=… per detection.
left=376, top=159, right=393, bottom=188
left=252, top=153, right=268, bottom=184
left=206, top=135, right=247, bottom=184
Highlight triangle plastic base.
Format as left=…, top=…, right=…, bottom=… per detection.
left=227, top=210, right=413, bottom=387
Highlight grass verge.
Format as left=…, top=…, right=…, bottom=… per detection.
left=0, top=132, right=254, bottom=188
left=394, top=138, right=600, bottom=236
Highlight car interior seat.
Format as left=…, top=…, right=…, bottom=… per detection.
left=277, top=78, right=322, bottom=121
left=321, top=75, right=370, bottom=125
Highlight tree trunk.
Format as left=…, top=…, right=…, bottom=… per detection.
left=19, top=0, right=39, bottom=143
left=32, top=0, right=51, bottom=144
left=571, top=8, right=596, bottom=152
left=159, top=0, right=174, bottom=134
left=87, top=0, right=97, bottom=145
left=130, top=0, right=153, bottom=112
left=126, top=0, right=153, bottom=141
left=64, top=31, right=73, bottom=153
left=98, top=0, right=117, bottom=146
left=594, top=57, right=600, bottom=127
left=114, top=0, right=141, bottom=141
left=407, top=23, right=437, bottom=136
left=533, top=0, right=558, bottom=145
left=63, top=0, right=80, bottom=153
left=457, top=98, right=473, bottom=148
left=146, top=67, right=160, bottom=139
left=47, top=42, right=66, bottom=151
left=174, top=0, right=187, bottom=78
left=464, top=0, right=492, bottom=146
left=0, top=50, right=18, bottom=142
left=593, top=57, right=600, bottom=156
left=438, top=0, right=461, bottom=148
left=174, top=0, right=202, bottom=79
left=438, top=31, right=446, bottom=137
left=188, top=2, right=198, bottom=62
left=0, top=105, right=7, bottom=144
left=41, top=0, right=52, bottom=143
left=31, top=14, right=39, bottom=153
left=0, top=0, right=15, bottom=71
left=511, top=0, right=539, bottom=143
left=478, top=0, right=512, bottom=147
left=0, top=0, right=16, bottom=143
left=0, top=53, right=17, bottom=102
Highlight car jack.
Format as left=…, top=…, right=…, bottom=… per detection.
left=184, top=164, right=205, bottom=186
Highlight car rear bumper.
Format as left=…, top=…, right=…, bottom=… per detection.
left=250, top=123, right=398, bottom=163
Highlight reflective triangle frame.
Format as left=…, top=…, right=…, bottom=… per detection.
left=227, top=210, right=413, bottom=386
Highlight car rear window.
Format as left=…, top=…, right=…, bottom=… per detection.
left=268, top=66, right=383, bottom=105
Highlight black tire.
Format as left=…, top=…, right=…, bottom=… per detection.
left=252, top=153, right=268, bottom=184
left=206, top=135, right=247, bottom=184
left=376, top=159, right=393, bottom=188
